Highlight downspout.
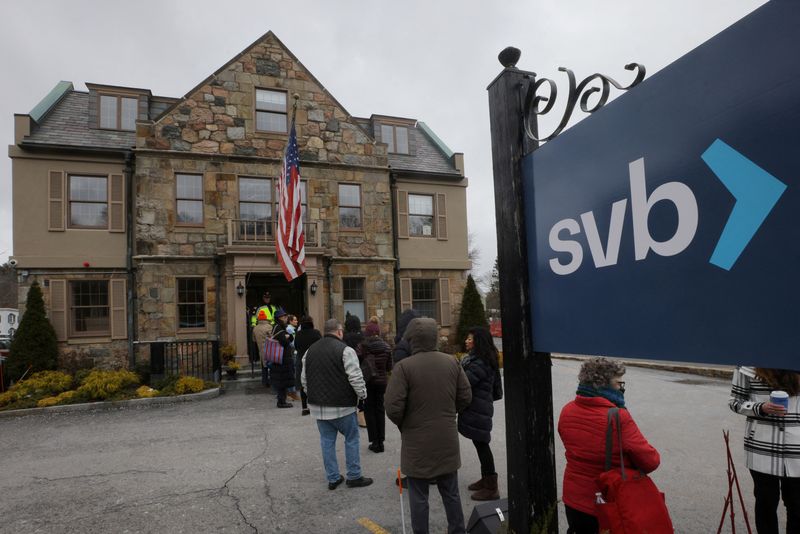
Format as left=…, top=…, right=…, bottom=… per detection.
left=326, top=257, right=333, bottom=321
left=124, top=150, right=136, bottom=368
left=389, top=169, right=401, bottom=325
left=214, top=255, right=222, bottom=341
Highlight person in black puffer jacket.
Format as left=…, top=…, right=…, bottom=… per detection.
left=270, top=310, right=296, bottom=408
left=458, top=326, right=503, bottom=501
left=360, top=322, right=393, bottom=453
left=294, top=316, right=322, bottom=416
left=343, top=314, right=364, bottom=352
left=392, top=309, right=421, bottom=364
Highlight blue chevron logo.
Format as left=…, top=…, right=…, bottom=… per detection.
left=701, top=139, right=787, bottom=271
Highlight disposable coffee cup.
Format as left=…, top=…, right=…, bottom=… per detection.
left=770, top=390, right=790, bottom=410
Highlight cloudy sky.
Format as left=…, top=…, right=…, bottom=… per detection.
left=0, top=0, right=766, bottom=283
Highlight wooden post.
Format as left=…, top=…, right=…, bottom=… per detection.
left=488, top=64, right=558, bottom=533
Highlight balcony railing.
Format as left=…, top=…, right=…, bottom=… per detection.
left=228, top=219, right=320, bottom=247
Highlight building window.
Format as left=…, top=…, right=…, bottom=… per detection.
left=412, top=279, right=438, bottom=320
left=343, top=278, right=366, bottom=322
left=176, top=174, right=203, bottom=225
left=8, top=314, right=14, bottom=325
left=239, top=177, right=272, bottom=237
left=256, top=89, right=287, bottom=133
left=339, top=183, right=362, bottom=229
left=177, top=278, right=205, bottom=330
left=381, top=124, right=409, bottom=154
left=408, top=194, right=435, bottom=237
left=70, top=280, right=110, bottom=336
left=273, top=180, right=308, bottom=222
left=68, top=175, right=108, bottom=229
left=99, top=94, right=137, bottom=131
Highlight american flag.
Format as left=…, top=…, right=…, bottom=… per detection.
left=276, top=120, right=305, bottom=281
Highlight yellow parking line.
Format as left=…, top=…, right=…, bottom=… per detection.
left=357, top=517, right=391, bottom=534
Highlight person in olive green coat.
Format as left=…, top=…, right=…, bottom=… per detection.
left=385, top=317, right=472, bottom=534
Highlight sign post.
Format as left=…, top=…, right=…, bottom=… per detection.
left=487, top=54, right=558, bottom=534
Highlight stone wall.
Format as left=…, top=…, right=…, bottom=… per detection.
left=398, top=268, right=469, bottom=343
left=138, top=32, right=387, bottom=168
left=328, top=261, right=396, bottom=337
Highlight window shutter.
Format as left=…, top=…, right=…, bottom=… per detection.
left=50, top=280, right=67, bottom=341
left=397, top=190, right=409, bottom=239
left=438, top=278, right=451, bottom=327
left=436, top=193, right=448, bottom=240
left=48, top=171, right=65, bottom=231
left=400, top=278, right=412, bottom=312
left=110, top=279, right=127, bottom=339
left=109, top=174, right=125, bottom=232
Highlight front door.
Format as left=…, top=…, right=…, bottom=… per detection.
left=245, top=273, right=307, bottom=319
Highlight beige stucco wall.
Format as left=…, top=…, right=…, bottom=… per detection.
left=10, top=148, right=127, bottom=268
left=396, top=177, right=471, bottom=270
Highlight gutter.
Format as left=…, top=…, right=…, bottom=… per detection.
left=214, top=255, right=223, bottom=341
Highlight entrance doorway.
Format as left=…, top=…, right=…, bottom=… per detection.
left=244, top=273, right=307, bottom=319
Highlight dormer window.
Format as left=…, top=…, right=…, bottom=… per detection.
left=99, top=94, right=137, bottom=131
left=381, top=124, right=409, bottom=154
left=256, top=89, right=287, bottom=133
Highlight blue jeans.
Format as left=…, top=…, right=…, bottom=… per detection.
left=316, top=412, right=362, bottom=483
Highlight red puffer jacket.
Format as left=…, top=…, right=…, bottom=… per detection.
left=558, top=395, right=660, bottom=515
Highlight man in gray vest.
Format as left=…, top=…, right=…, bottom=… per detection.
left=302, top=318, right=373, bottom=490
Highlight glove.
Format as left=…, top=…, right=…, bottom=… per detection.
left=357, top=399, right=365, bottom=412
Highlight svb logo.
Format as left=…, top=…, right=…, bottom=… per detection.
left=548, top=139, right=786, bottom=275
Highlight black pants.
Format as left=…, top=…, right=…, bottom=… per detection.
left=300, top=387, right=308, bottom=410
left=276, top=387, right=287, bottom=405
left=565, top=505, right=598, bottom=534
left=364, top=383, right=386, bottom=443
left=750, top=469, right=800, bottom=534
left=472, top=440, right=495, bottom=476
left=407, top=472, right=465, bottom=534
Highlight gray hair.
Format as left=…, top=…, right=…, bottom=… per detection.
left=578, top=357, right=626, bottom=388
left=323, top=319, right=342, bottom=335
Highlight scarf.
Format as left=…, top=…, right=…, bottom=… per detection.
left=576, top=384, right=626, bottom=408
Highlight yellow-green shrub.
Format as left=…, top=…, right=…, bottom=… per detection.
left=0, top=371, right=73, bottom=407
left=77, top=369, right=140, bottom=400
left=136, top=386, right=158, bottom=398
left=174, top=376, right=204, bottom=395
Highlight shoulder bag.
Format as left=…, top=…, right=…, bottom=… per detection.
left=595, top=408, right=674, bottom=534
left=263, top=330, right=285, bottom=366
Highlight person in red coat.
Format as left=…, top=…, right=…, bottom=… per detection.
left=558, top=358, right=661, bottom=534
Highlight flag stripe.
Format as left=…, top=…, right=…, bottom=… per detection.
left=277, top=120, right=305, bottom=282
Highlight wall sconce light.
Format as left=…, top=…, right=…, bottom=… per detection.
left=236, top=282, right=245, bottom=297
left=310, top=280, right=318, bottom=295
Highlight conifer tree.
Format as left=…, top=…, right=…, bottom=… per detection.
left=7, top=282, right=58, bottom=380
left=456, top=275, right=489, bottom=351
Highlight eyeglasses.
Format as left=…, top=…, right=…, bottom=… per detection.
left=617, top=381, right=626, bottom=394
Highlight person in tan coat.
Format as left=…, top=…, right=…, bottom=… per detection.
left=385, top=317, right=472, bottom=534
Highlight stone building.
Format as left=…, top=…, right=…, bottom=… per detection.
left=8, top=32, right=471, bottom=369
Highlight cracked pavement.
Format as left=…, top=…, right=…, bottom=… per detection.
left=0, top=362, right=763, bottom=532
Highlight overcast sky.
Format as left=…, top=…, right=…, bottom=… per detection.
left=0, top=0, right=767, bottom=284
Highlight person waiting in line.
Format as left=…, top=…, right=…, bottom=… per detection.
left=458, top=327, right=503, bottom=501
left=284, top=314, right=300, bottom=402
left=558, top=358, right=660, bottom=534
left=729, top=366, right=800, bottom=533
left=302, top=319, right=372, bottom=490
left=385, top=317, right=472, bottom=534
left=359, top=321, right=392, bottom=453
left=343, top=314, right=364, bottom=352
left=393, top=309, right=421, bottom=364
left=269, top=310, right=295, bottom=408
left=294, top=316, right=321, bottom=416
left=252, top=292, right=278, bottom=386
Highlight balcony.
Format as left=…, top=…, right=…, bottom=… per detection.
left=227, top=219, right=321, bottom=247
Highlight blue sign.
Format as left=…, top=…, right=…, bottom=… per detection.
left=524, top=1, right=800, bottom=368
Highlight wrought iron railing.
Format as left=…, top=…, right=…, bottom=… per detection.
left=140, top=339, right=221, bottom=382
left=228, top=219, right=320, bottom=246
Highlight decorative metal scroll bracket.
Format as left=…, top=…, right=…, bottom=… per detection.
left=521, top=62, right=646, bottom=143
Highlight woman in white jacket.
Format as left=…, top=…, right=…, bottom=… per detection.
left=729, top=366, right=800, bottom=533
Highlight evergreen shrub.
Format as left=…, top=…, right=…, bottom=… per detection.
left=455, top=275, right=490, bottom=351
left=6, top=283, right=59, bottom=381
left=76, top=369, right=140, bottom=400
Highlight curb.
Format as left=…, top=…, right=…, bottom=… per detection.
left=0, top=386, right=221, bottom=419
left=552, top=354, right=734, bottom=380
